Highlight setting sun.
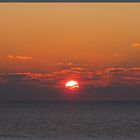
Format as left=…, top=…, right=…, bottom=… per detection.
left=65, top=80, right=79, bottom=90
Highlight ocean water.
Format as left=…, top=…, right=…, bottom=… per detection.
left=0, top=101, right=140, bottom=138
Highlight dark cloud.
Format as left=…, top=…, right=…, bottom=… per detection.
left=0, top=67, right=140, bottom=101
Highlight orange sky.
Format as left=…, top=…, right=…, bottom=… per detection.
left=0, top=3, right=140, bottom=72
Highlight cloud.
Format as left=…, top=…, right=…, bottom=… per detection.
left=93, top=67, right=140, bottom=87
left=1, top=67, right=140, bottom=88
left=8, top=55, right=32, bottom=60
left=54, top=67, right=140, bottom=89
left=70, top=67, right=86, bottom=71
left=132, top=43, right=140, bottom=48
left=56, top=61, right=88, bottom=71
left=112, top=53, right=122, bottom=57
left=57, top=62, right=73, bottom=66
left=1, top=67, right=140, bottom=101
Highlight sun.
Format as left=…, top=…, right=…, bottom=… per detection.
left=65, top=80, right=79, bottom=90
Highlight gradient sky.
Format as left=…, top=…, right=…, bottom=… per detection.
left=0, top=3, right=140, bottom=101
left=0, top=3, right=140, bottom=72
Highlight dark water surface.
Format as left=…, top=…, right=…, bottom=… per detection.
left=0, top=101, right=140, bottom=137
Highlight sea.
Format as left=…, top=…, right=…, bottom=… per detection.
left=0, top=101, right=140, bottom=138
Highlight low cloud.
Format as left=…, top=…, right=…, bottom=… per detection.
left=56, top=61, right=88, bottom=71
left=57, top=62, right=73, bottom=66
left=70, top=67, right=86, bottom=71
left=112, top=53, right=122, bottom=57
left=1, top=67, right=140, bottom=101
left=8, top=55, right=32, bottom=60
left=1, top=67, right=140, bottom=88
left=132, top=43, right=140, bottom=48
